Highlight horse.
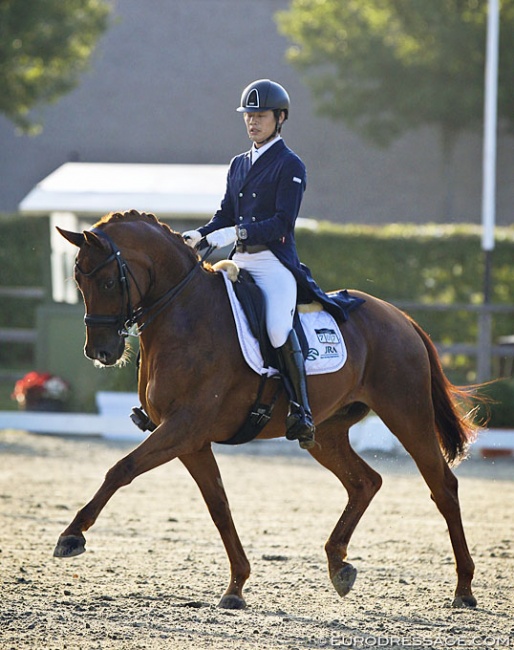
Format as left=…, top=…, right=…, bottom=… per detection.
left=53, top=209, right=480, bottom=610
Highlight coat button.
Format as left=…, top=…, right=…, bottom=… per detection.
left=251, top=217, right=256, bottom=221
left=239, top=192, right=243, bottom=197
left=239, top=216, right=243, bottom=221
left=252, top=193, right=256, bottom=198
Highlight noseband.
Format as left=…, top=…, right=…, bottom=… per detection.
left=75, top=228, right=200, bottom=337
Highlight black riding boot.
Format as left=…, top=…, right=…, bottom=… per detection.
left=278, top=330, right=316, bottom=449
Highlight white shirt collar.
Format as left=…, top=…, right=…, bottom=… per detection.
left=251, top=135, right=282, bottom=164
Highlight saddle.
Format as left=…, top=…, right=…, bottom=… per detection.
left=230, top=266, right=309, bottom=369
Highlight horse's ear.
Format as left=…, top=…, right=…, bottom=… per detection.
left=83, top=230, right=110, bottom=251
left=56, top=227, right=85, bottom=248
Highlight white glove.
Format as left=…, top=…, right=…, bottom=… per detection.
left=182, top=230, right=202, bottom=248
left=206, top=226, right=237, bottom=249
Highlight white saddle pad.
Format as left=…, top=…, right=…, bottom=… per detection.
left=220, top=270, right=347, bottom=377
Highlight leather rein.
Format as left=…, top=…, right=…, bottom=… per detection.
left=75, top=228, right=209, bottom=338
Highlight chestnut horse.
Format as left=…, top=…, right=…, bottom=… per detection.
left=54, top=210, right=479, bottom=609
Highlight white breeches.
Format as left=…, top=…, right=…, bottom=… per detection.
left=232, top=250, right=296, bottom=348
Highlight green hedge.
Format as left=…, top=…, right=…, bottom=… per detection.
left=297, top=221, right=513, bottom=307
left=296, top=222, right=514, bottom=381
left=0, top=215, right=47, bottom=304
left=1, top=215, right=514, bottom=380
left=0, top=216, right=48, bottom=368
left=474, top=378, right=514, bottom=428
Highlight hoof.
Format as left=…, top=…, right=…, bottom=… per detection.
left=331, top=563, right=357, bottom=597
left=452, top=594, right=477, bottom=608
left=218, top=594, right=246, bottom=610
left=53, top=534, right=86, bottom=558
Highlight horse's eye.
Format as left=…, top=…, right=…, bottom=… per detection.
left=103, top=278, right=116, bottom=290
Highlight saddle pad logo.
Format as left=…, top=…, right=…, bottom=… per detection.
left=312, top=328, right=342, bottom=360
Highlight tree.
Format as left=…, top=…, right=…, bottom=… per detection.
left=0, top=0, right=112, bottom=133
left=276, top=1, right=514, bottom=179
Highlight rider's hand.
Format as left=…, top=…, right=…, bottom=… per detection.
left=182, top=230, right=202, bottom=248
left=206, top=226, right=237, bottom=249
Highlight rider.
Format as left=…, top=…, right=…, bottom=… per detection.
left=184, top=79, right=331, bottom=449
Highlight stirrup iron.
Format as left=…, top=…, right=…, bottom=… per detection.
left=130, top=406, right=157, bottom=432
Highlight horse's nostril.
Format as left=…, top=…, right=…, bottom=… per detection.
left=86, top=347, right=111, bottom=364
left=98, top=349, right=116, bottom=365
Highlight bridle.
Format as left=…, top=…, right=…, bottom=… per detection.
left=75, top=228, right=206, bottom=338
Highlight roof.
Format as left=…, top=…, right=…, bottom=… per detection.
left=18, top=162, right=229, bottom=218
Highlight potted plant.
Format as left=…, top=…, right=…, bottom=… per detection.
left=11, top=371, right=71, bottom=412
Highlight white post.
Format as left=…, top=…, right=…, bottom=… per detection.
left=478, top=0, right=500, bottom=382
left=481, top=0, right=500, bottom=254
left=50, top=212, right=80, bottom=304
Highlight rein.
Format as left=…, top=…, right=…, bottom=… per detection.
left=75, top=228, right=207, bottom=338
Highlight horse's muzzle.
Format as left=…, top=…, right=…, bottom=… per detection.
left=85, top=336, right=125, bottom=366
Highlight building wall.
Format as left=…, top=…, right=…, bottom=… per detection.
left=0, top=0, right=512, bottom=225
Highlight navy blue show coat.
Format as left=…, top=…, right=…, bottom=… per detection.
left=199, top=139, right=363, bottom=320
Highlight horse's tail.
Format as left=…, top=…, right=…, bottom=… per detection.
left=410, top=319, right=480, bottom=466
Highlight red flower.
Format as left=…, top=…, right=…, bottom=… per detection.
left=12, top=371, right=70, bottom=405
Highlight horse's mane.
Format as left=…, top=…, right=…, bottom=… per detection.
left=93, top=209, right=211, bottom=269
left=94, top=209, right=176, bottom=237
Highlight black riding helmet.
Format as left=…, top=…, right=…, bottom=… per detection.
left=237, top=79, right=290, bottom=118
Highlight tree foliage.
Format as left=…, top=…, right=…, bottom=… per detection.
left=0, top=0, right=112, bottom=133
left=276, top=0, right=514, bottom=147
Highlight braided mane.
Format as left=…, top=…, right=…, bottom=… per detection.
left=93, top=209, right=203, bottom=266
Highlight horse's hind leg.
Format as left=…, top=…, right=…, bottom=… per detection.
left=379, top=407, right=476, bottom=607
left=179, top=446, right=250, bottom=609
left=406, top=439, right=475, bottom=607
left=310, top=417, right=383, bottom=598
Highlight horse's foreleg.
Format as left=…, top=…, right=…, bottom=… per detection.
left=309, top=419, right=382, bottom=598
left=53, top=451, right=139, bottom=557
left=53, top=422, right=193, bottom=559
left=180, top=446, right=250, bottom=609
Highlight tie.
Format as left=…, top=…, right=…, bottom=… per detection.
left=244, top=152, right=252, bottom=176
